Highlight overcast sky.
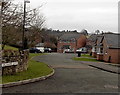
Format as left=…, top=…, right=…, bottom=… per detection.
left=16, top=0, right=119, bottom=33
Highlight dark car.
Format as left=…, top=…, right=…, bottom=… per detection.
left=44, top=48, right=52, bottom=53
left=29, top=48, right=41, bottom=53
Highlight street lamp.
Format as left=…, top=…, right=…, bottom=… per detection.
left=22, top=0, right=30, bottom=50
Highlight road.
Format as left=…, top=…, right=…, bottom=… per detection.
left=3, top=53, right=118, bottom=93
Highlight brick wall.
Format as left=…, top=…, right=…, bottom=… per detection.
left=97, top=54, right=103, bottom=61
left=92, top=52, right=97, bottom=58
left=103, top=49, right=120, bottom=64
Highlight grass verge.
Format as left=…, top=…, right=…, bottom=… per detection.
left=81, top=54, right=92, bottom=57
left=4, top=45, right=18, bottom=50
left=73, top=57, right=99, bottom=62
left=2, top=53, right=53, bottom=84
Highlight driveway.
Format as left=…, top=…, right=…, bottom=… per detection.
left=3, top=53, right=118, bottom=93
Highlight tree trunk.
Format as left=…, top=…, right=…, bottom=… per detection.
left=2, top=44, right=5, bottom=50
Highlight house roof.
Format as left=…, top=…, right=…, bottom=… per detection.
left=88, top=34, right=103, bottom=46
left=59, top=33, right=81, bottom=41
left=44, top=42, right=57, bottom=48
left=88, top=34, right=98, bottom=42
left=96, top=35, right=104, bottom=46
left=104, top=33, right=120, bottom=49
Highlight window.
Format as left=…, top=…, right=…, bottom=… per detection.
left=100, top=48, right=103, bottom=53
left=95, top=47, right=97, bottom=52
left=92, top=47, right=95, bottom=52
left=97, top=47, right=103, bottom=54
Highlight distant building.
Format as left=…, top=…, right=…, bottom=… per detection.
left=35, top=43, right=44, bottom=53
left=91, top=35, right=103, bottom=58
left=86, top=34, right=98, bottom=53
left=44, top=42, right=57, bottom=49
left=57, top=33, right=86, bottom=53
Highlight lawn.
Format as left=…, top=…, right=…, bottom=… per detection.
left=73, top=57, right=99, bottom=62
left=2, top=53, right=53, bottom=84
left=4, top=45, right=18, bottom=50
left=81, top=54, right=92, bottom=57
left=29, top=53, right=45, bottom=59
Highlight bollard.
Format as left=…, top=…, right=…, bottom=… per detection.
left=78, top=52, right=81, bottom=57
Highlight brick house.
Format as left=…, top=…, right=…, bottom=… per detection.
left=86, top=34, right=98, bottom=56
left=57, top=33, right=86, bottom=53
left=91, top=35, right=103, bottom=58
left=92, top=33, right=120, bottom=64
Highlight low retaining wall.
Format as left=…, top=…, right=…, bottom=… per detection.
left=2, top=50, right=29, bottom=75
left=92, top=52, right=97, bottom=58
left=97, top=54, right=103, bottom=61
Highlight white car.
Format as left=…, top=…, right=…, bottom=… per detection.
left=76, top=47, right=88, bottom=53
left=63, top=49, right=70, bottom=53
left=36, top=47, right=44, bottom=53
left=63, top=49, right=74, bottom=53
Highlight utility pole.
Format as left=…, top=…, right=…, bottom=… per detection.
left=0, top=2, right=3, bottom=44
left=118, top=1, right=120, bottom=33
left=1, top=1, right=4, bottom=50
left=22, top=0, right=30, bottom=50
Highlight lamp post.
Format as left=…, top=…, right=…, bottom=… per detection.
left=0, top=2, right=3, bottom=50
left=22, top=0, right=30, bottom=50
left=1, top=1, right=6, bottom=50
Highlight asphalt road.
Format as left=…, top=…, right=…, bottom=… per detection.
left=3, top=53, right=119, bottom=93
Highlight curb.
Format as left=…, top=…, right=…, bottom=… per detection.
left=104, top=63, right=120, bottom=67
left=88, top=65, right=120, bottom=74
left=1, top=67, right=55, bottom=88
left=80, top=61, right=119, bottom=74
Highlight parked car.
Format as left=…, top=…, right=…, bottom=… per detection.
left=44, top=48, right=52, bottom=53
left=29, top=48, right=41, bottom=53
left=76, top=47, right=88, bottom=53
left=36, top=47, right=44, bottom=53
left=63, top=49, right=74, bottom=53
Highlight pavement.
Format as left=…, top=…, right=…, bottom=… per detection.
left=80, top=61, right=119, bottom=74
left=3, top=53, right=119, bottom=93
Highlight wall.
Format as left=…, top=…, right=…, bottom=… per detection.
left=103, top=49, right=120, bottom=64
left=97, top=54, right=103, bottom=61
left=92, top=52, right=97, bottom=58
left=2, top=50, right=29, bottom=75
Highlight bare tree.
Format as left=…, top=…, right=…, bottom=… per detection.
left=95, top=30, right=100, bottom=35
left=81, top=29, right=88, bottom=36
left=1, top=0, right=45, bottom=49
left=1, top=1, right=22, bottom=49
